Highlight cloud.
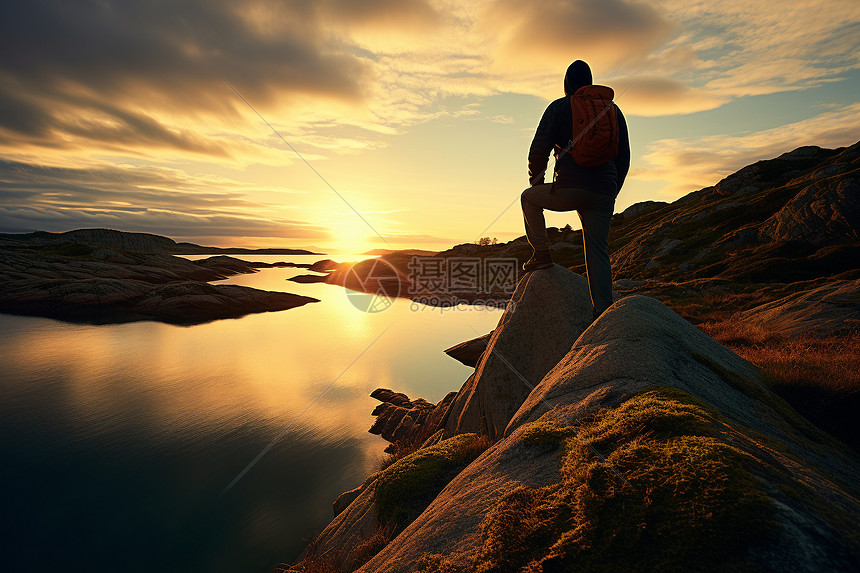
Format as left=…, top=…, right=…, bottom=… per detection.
left=478, top=0, right=675, bottom=74
left=322, top=0, right=440, bottom=26
left=0, top=0, right=446, bottom=160
left=658, top=0, right=860, bottom=97
left=0, top=159, right=328, bottom=242
left=615, top=76, right=728, bottom=116
left=633, top=103, right=860, bottom=197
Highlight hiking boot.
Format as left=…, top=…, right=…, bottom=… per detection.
left=522, top=249, right=553, bottom=272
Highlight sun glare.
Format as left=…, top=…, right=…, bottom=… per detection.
left=330, top=219, right=379, bottom=255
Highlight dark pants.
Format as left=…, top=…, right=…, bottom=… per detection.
left=521, top=183, right=615, bottom=316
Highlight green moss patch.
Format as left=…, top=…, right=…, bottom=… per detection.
left=419, top=389, right=777, bottom=572
left=375, top=433, right=490, bottom=530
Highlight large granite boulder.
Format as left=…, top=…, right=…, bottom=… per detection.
left=440, top=264, right=594, bottom=441
left=354, top=296, right=859, bottom=573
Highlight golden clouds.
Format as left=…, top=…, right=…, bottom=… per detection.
left=0, top=159, right=330, bottom=240
left=634, top=103, right=860, bottom=197
left=1, top=0, right=858, bottom=246
left=615, top=76, right=727, bottom=116
left=478, top=0, right=675, bottom=73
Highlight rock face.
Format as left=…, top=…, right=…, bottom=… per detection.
left=759, top=176, right=860, bottom=244
left=440, top=265, right=594, bottom=442
left=736, top=279, right=860, bottom=337
left=352, top=296, right=860, bottom=573
left=369, top=389, right=456, bottom=450
left=608, top=140, right=860, bottom=283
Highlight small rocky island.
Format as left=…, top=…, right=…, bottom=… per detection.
left=0, top=228, right=320, bottom=324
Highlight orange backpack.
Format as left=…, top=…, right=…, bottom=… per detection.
left=560, top=85, right=619, bottom=167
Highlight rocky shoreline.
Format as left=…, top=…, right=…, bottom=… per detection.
left=0, top=232, right=319, bottom=324
left=290, top=265, right=860, bottom=573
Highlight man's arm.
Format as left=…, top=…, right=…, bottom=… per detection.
left=613, top=106, right=631, bottom=192
left=528, top=103, right=560, bottom=186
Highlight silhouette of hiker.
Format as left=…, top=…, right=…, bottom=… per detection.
left=521, top=60, right=630, bottom=318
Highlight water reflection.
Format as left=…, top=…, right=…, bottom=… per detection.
left=0, top=254, right=503, bottom=572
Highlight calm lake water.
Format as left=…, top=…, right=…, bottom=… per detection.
left=0, top=254, right=503, bottom=573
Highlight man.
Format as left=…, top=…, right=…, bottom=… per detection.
left=521, top=60, right=630, bottom=318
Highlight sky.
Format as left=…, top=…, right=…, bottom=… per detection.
left=1, top=0, right=858, bottom=253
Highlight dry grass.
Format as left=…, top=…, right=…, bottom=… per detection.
left=349, top=524, right=395, bottom=570
left=273, top=556, right=340, bottom=573
left=700, top=321, right=860, bottom=450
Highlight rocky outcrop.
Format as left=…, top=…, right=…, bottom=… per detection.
left=307, top=477, right=383, bottom=570
left=619, top=200, right=668, bottom=218
left=0, top=228, right=179, bottom=252
left=325, top=259, right=408, bottom=299
left=369, top=389, right=456, bottom=451
left=759, top=177, right=860, bottom=244
left=288, top=273, right=330, bottom=284
left=0, top=238, right=319, bottom=324
left=736, top=279, right=860, bottom=337
left=308, top=259, right=341, bottom=272
left=0, top=278, right=317, bottom=324
left=440, top=265, right=594, bottom=441
left=352, top=296, right=860, bottom=573
left=608, top=140, right=859, bottom=283
left=443, top=331, right=493, bottom=367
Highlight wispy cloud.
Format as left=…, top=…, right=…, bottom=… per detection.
left=0, top=0, right=443, bottom=161
left=0, top=159, right=328, bottom=241
left=634, top=103, right=860, bottom=197
left=659, top=0, right=860, bottom=96
left=478, top=0, right=675, bottom=74
left=610, top=76, right=728, bottom=116
left=0, top=0, right=857, bottom=247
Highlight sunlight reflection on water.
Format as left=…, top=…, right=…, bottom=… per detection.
left=0, top=253, right=503, bottom=572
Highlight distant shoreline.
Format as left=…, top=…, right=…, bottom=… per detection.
left=0, top=229, right=320, bottom=325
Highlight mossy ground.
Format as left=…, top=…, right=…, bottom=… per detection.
left=416, top=389, right=776, bottom=573
left=375, top=432, right=490, bottom=531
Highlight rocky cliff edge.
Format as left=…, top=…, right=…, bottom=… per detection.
left=293, top=266, right=859, bottom=573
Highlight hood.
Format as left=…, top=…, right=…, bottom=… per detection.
left=563, top=60, right=593, bottom=96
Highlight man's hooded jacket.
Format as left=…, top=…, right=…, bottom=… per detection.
left=528, top=60, right=630, bottom=196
